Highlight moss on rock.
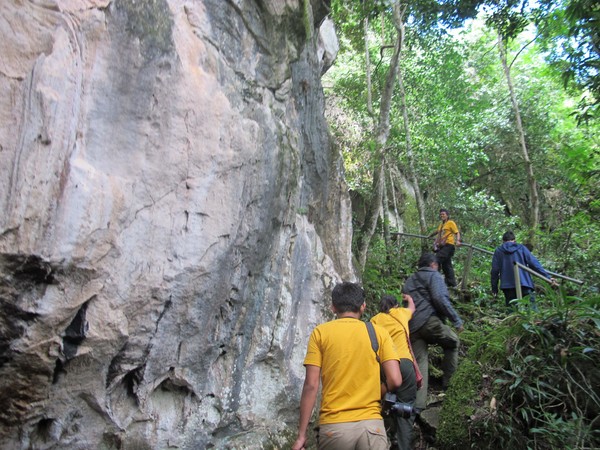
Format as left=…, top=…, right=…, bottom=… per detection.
left=116, top=0, right=174, bottom=59
left=437, top=359, right=482, bottom=448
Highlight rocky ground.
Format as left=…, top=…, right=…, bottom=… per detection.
left=391, top=377, right=447, bottom=450
left=413, top=389, right=445, bottom=449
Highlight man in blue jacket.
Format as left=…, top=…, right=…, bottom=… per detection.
left=491, top=231, right=556, bottom=308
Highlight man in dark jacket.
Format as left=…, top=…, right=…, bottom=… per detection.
left=491, top=231, right=556, bottom=308
left=403, top=253, right=463, bottom=413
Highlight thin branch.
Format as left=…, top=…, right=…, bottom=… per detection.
left=509, top=32, right=541, bottom=70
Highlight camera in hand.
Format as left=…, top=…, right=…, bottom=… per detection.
left=382, top=392, right=415, bottom=419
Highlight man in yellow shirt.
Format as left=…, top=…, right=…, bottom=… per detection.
left=292, top=282, right=402, bottom=450
left=429, top=208, right=461, bottom=287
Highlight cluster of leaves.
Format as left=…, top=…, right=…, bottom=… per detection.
left=437, top=288, right=600, bottom=449
left=535, top=0, right=600, bottom=123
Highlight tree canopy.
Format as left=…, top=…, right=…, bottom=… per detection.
left=324, top=0, right=599, bottom=280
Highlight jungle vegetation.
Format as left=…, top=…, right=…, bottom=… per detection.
left=323, top=0, right=600, bottom=448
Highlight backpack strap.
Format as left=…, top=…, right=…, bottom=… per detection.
left=412, top=271, right=433, bottom=303
left=365, top=321, right=380, bottom=363
left=366, top=321, right=388, bottom=389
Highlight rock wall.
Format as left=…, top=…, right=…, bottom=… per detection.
left=0, top=1, right=353, bottom=448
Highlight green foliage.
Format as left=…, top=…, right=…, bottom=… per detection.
left=437, top=359, right=482, bottom=446
left=536, top=0, right=600, bottom=122
left=327, top=0, right=600, bottom=290
left=484, top=1, right=530, bottom=42
left=438, top=289, right=600, bottom=449
left=361, top=235, right=420, bottom=318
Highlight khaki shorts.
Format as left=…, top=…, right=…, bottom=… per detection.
left=317, top=419, right=388, bottom=450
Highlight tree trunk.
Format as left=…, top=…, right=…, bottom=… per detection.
left=497, top=33, right=539, bottom=244
left=395, top=15, right=427, bottom=236
left=364, top=15, right=373, bottom=115
left=357, top=4, right=406, bottom=271
left=382, top=161, right=393, bottom=272
left=388, top=166, right=402, bottom=231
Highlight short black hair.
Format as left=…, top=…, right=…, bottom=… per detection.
left=439, top=208, right=450, bottom=215
left=379, top=295, right=398, bottom=313
left=418, top=252, right=438, bottom=268
left=502, top=231, right=516, bottom=242
left=332, top=282, right=365, bottom=313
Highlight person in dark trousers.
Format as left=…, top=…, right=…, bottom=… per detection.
left=371, top=294, right=421, bottom=450
left=403, top=253, right=464, bottom=414
left=491, top=231, right=556, bottom=309
left=429, top=208, right=461, bottom=287
left=292, top=282, right=402, bottom=450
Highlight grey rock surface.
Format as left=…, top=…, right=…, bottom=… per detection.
left=0, top=0, right=350, bottom=448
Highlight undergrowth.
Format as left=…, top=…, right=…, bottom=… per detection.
left=361, top=234, right=600, bottom=449
left=438, top=287, right=600, bottom=449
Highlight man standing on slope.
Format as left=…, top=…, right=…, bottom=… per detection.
left=429, top=208, right=461, bottom=287
left=292, top=282, right=402, bottom=450
left=403, top=253, right=464, bottom=414
left=491, top=231, right=556, bottom=309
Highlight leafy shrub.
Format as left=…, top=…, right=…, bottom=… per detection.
left=438, top=288, right=600, bottom=449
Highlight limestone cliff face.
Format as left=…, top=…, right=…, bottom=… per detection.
left=0, top=1, right=352, bottom=448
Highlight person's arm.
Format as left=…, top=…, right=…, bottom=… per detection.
left=403, top=294, right=416, bottom=314
left=377, top=326, right=402, bottom=391
left=428, top=223, right=440, bottom=239
left=382, top=359, right=402, bottom=391
left=524, top=249, right=559, bottom=286
left=523, top=248, right=550, bottom=278
left=292, top=365, right=320, bottom=450
left=429, top=272, right=463, bottom=329
left=450, top=221, right=461, bottom=246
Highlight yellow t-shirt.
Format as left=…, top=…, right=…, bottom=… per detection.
left=437, top=220, right=459, bottom=245
left=304, top=317, right=399, bottom=425
left=370, top=308, right=413, bottom=361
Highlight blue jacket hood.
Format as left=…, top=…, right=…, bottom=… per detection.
left=501, top=241, right=520, bottom=254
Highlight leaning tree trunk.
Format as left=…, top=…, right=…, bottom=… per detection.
left=382, top=159, right=393, bottom=272
left=387, top=166, right=402, bottom=230
left=357, top=4, right=406, bottom=272
left=498, top=33, right=539, bottom=244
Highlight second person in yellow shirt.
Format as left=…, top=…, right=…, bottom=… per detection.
left=371, top=294, right=421, bottom=450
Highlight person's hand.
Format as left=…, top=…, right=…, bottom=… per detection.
left=456, top=240, right=462, bottom=247
left=550, top=278, right=559, bottom=287
left=456, top=325, right=464, bottom=333
left=292, top=435, right=307, bottom=450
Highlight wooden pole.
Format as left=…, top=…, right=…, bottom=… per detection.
left=514, top=262, right=523, bottom=300
left=461, top=245, right=474, bottom=291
